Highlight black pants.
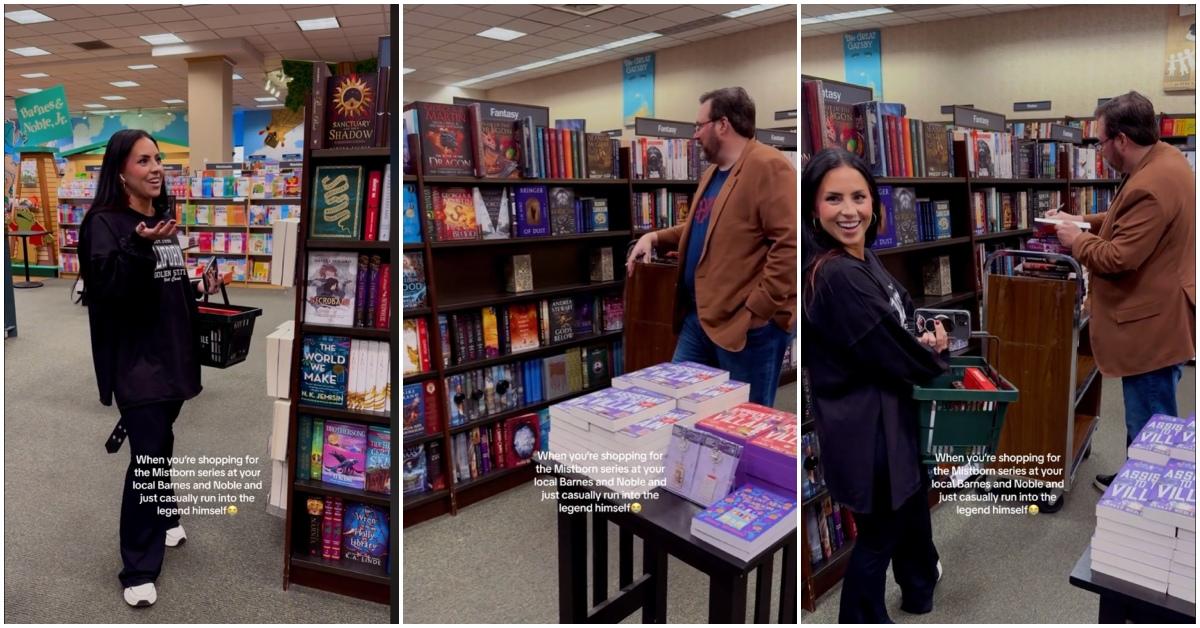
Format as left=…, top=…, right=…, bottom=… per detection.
left=119, top=400, right=184, bottom=588
left=838, top=431, right=940, bottom=623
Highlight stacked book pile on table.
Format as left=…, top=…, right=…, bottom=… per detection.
left=1092, top=414, right=1196, bottom=603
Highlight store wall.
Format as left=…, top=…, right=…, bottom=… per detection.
left=800, top=5, right=1194, bottom=120
left=241, top=109, right=306, bottom=161
left=403, top=80, right=486, bottom=104
left=484, top=20, right=798, bottom=135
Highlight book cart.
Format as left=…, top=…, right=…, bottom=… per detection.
left=279, top=51, right=394, bottom=604
left=981, top=250, right=1099, bottom=513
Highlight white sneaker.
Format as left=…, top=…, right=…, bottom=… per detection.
left=165, top=525, right=186, bottom=547
left=123, top=583, right=156, bottom=607
left=936, top=560, right=943, bottom=582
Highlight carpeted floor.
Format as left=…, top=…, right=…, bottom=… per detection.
left=3, top=277, right=388, bottom=623
left=800, top=367, right=1197, bottom=623
left=402, top=380, right=798, bottom=624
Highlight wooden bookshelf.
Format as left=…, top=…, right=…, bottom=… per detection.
left=281, top=53, right=395, bottom=605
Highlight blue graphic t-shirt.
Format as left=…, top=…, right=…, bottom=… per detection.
left=682, top=167, right=731, bottom=308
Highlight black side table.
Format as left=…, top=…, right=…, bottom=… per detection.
left=550, top=465, right=797, bottom=624
left=11, top=230, right=49, bottom=289
left=1069, top=544, right=1195, bottom=623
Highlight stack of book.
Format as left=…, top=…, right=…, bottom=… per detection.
left=632, top=188, right=692, bottom=231
left=690, top=484, right=797, bottom=562
left=1092, top=414, right=1196, bottom=602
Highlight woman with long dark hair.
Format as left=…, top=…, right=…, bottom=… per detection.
left=801, top=148, right=948, bottom=623
left=78, top=129, right=222, bottom=607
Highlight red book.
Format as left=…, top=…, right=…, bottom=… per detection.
left=375, top=263, right=391, bottom=329
left=548, top=128, right=559, bottom=179
left=322, top=496, right=334, bottom=559
left=417, top=318, right=431, bottom=371
left=331, top=497, right=344, bottom=560
left=962, top=367, right=997, bottom=391
left=886, top=116, right=900, bottom=177
left=364, top=170, right=382, bottom=240
left=563, top=129, right=573, bottom=179
left=901, top=116, right=914, bottom=177
left=494, top=423, right=506, bottom=469
left=423, top=380, right=441, bottom=433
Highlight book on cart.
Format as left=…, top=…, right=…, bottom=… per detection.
left=690, top=483, right=798, bottom=562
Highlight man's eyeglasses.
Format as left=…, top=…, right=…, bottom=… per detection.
left=694, top=117, right=722, bottom=132
left=1097, top=134, right=1115, bottom=149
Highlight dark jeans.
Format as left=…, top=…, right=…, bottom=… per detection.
left=671, top=310, right=794, bottom=407
left=119, top=400, right=184, bottom=587
left=839, top=431, right=940, bottom=623
left=1122, top=363, right=1184, bottom=447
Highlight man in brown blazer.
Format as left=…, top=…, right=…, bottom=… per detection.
left=626, top=87, right=797, bottom=406
left=1051, top=91, right=1196, bottom=490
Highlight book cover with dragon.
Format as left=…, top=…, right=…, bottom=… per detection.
left=416, top=102, right=474, bottom=176
left=322, top=420, right=367, bottom=489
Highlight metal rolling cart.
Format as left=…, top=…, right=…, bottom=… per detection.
left=979, top=250, right=1101, bottom=513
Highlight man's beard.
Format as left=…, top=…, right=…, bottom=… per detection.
left=701, top=137, right=719, bottom=162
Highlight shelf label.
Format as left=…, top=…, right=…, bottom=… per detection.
left=207, top=162, right=243, bottom=170
left=817, top=81, right=872, bottom=105
left=84, top=165, right=102, bottom=172
left=1097, top=97, right=1112, bottom=107
left=634, top=117, right=694, bottom=139
left=599, top=129, right=623, bottom=138
left=941, top=104, right=975, bottom=115
left=952, top=106, right=1005, bottom=132
left=162, top=163, right=184, bottom=172
left=282, top=153, right=302, bottom=160
left=452, top=97, right=550, bottom=129
left=1049, top=124, right=1082, bottom=143
left=1013, top=100, right=1051, bottom=112
left=755, top=129, right=797, bottom=149
left=774, top=109, right=798, bottom=120
left=281, top=161, right=304, bottom=169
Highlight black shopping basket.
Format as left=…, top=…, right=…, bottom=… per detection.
left=195, top=282, right=262, bottom=368
left=912, top=348, right=1019, bottom=465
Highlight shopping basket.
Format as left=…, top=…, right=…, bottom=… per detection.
left=195, top=282, right=262, bottom=368
left=912, top=352, right=1019, bottom=465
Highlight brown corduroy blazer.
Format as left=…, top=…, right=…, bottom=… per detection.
left=1074, top=141, right=1196, bottom=377
left=654, top=139, right=797, bottom=352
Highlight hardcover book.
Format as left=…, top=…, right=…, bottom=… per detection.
left=505, top=254, right=534, bottom=293
left=585, top=133, right=615, bottom=178
left=403, top=383, right=424, bottom=439
left=322, top=420, right=367, bottom=489
left=513, top=185, right=550, bottom=237
left=403, top=184, right=421, bottom=243
left=602, top=295, right=624, bottom=332
left=473, top=186, right=511, bottom=239
left=342, top=502, right=390, bottom=567
left=871, top=185, right=896, bottom=249
left=324, top=72, right=379, bottom=148
left=590, top=247, right=614, bottom=282
left=547, top=186, right=577, bottom=235
left=923, top=122, right=950, bottom=177
left=415, top=102, right=475, bottom=176
left=404, top=445, right=428, bottom=495
left=366, top=427, right=391, bottom=495
left=892, top=186, right=918, bottom=246
left=305, top=251, right=357, bottom=326
left=310, top=165, right=364, bottom=239
left=677, top=380, right=751, bottom=419
left=508, top=303, right=540, bottom=352
left=503, top=414, right=541, bottom=467
left=469, top=103, right=521, bottom=179
left=695, top=403, right=787, bottom=446
left=434, top=186, right=479, bottom=241
left=549, top=297, right=575, bottom=344
left=300, top=335, right=351, bottom=408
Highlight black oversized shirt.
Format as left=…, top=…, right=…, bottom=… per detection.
left=802, top=250, right=947, bottom=513
left=79, top=205, right=202, bottom=408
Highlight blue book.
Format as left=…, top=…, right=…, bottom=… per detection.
left=402, top=184, right=421, bottom=243
left=1145, top=458, right=1196, bottom=531
left=514, top=185, right=550, bottom=237
left=300, top=335, right=350, bottom=408
left=872, top=185, right=897, bottom=249
left=536, top=127, right=545, bottom=179
left=343, top=502, right=390, bottom=567
left=934, top=200, right=952, bottom=239
left=403, top=383, right=424, bottom=439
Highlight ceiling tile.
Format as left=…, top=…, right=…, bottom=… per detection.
left=458, top=9, right=519, bottom=28
left=156, top=19, right=211, bottom=33
left=143, top=7, right=195, bottom=23
left=587, top=7, right=647, bottom=25
left=333, top=4, right=384, bottom=18
left=625, top=16, right=675, bottom=32
left=287, top=6, right=339, bottom=21
left=405, top=11, right=449, bottom=29
left=338, top=13, right=385, bottom=28
left=182, top=5, right=240, bottom=19
left=413, top=5, right=474, bottom=20
left=420, top=29, right=463, bottom=43
left=103, top=13, right=153, bottom=28
left=523, top=8, right=579, bottom=26
left=84, top=5, right=139, bottom=17
left=255, top=22, right=301, bottom=36
left=439, top=20, right=489, bottom=36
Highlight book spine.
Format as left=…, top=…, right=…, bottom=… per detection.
left=364, top=170, right=382, bottom=241
left=366, top=255, right=381, bottom=329
left=902, top=116, right=914, bottom=177
left=297, top=415, right=311, bottom=480
left=417, top=318, right=431, bottom=371
left=375, top=264, right=391, bottom=330
left=310, top=73, right=328, bottom=150
left=332, top=497, right=343, bottom=560
left=310, top=419, right=324, bottom=480
left=354, top=255, right=369, bottom=327
left=322, top=496, right=333, bottom=559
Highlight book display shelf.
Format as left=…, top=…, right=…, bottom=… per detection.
left=280, top=50, right=395, bottom=605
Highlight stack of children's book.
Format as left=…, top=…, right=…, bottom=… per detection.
left=1092, top=414, right=1196, bottom=602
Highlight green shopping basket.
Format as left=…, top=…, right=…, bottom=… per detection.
left=913, top=356, right=1019, bottom=465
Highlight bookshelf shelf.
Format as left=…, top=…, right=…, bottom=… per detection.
left=448, top=379, right=611, bottom=437
left=1069, top=178, right=1122, bottom=185
left=451, top=464, right=530, bottom=492
left=290, top=553, right=390, bottom=585
left=913, top=290, right=976, bottom=310
left=307, top=239, right=392, bottom=251
left=876, top=177, right=966, bottom=185
left=403, top=243, right=424, bottom=251
left=300, top=323, right=390, bottom=340
left=970, top=177, right=1066, bottom=185
left=293, top=404, right=390, bottom=425
left=875, top=236, right=972, bottom=257
left=403, top=432, right=445, bottom=448
left=403, top=488, right=449, bottom=510
left=437, top=280, right=624, bottom=312
left=630, top=178, right=697, bottom=186
left=293, top=479, right=391, bottom=507
left=801, top=486, right=830, bottom=511
left=429, top=231, right=633, bottom=249
left=421, top=175, right=630, bottom=186
left=443, top=330, right=623, bottom=375
left=404, top=306, right=432, bottom=317
left=311, top=147, right=391, bottom=159
left=250, top=197, right=301, bottom=202
left=811, top=541, right=855, bottom=578
left=402, top=371, right=438, bottom=384
left=976, top=228, right=1034, bottom=242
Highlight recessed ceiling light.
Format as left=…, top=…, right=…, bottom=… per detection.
left=403, top=68, right=415, bottom=75
left=18, top=88, right=42, bottom=94
left=724, top=4, right=782, bottom=19
left=254, top=97, right=278, bottom=102
left=162, top=99, right=185, bottom=104
left=140, top=33, right=184, bottom=45
left=110, top=80, right=140, bottom=88
left=101, top=95, right=127, bottom=101
left=800, top=7, right=893, bottom=25
left=476, top=27, right=526, bottom=41
left=232, top=73, right=243, bottom=80
left=20, top=72, right=49, bottom=79
left=9, top=47, right=50, bottom=57
left=5, top=10, right=53, bottom=25
left=128, top=64, right=158, bottom=70
left=296, top=17, right=339, bottom=31
left=84, top=103, right=106, bottom=108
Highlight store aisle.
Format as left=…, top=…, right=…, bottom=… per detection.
left=403, top=381, right=797, bottom=624
left=801, top=368, right=1197, bottom=623
left=3, top=278, right=387, bottom=623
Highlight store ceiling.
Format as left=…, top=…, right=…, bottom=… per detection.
left=403, top=4, right=797, bottom=90
left=4, top=4, right=391, bottom=119
left=801, top=4, right=1062, bottom=37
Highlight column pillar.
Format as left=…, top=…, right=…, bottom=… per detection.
left=186, top=56, right=234, bottom=169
